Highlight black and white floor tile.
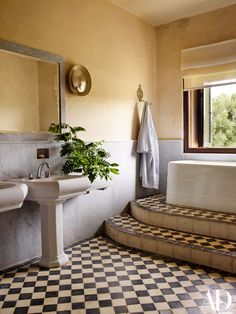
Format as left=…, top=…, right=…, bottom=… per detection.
left=108, top=215, right=236, bottom=255
left=134, top=194, right=236, bottom=224
left=0, top=236, right=236, bottom=314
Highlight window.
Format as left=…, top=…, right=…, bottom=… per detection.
left=184, top=79, right=236, bottom=153
left=181, top=39, right=236, bottom=153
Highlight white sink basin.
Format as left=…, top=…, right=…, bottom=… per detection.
left=0, top=181, right=28, bottom=213
left=14, top=174, right=91, bottom=201
left=10, top=174, right=109, bottom=268
left=10, top=174, right=93, bottom=268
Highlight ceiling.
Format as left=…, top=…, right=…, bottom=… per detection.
left=110, top=0, right=236, bottom=26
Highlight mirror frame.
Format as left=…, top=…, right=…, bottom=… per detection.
left=0, top=39, right=65, bottom=141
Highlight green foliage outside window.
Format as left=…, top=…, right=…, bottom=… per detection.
left=212, top=93, right=236, bottom=147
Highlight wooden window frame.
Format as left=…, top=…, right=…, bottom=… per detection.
left=183, top=90, right=236, bottom=154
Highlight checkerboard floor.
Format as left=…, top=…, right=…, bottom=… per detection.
left=0, top=236, right=236, bottom=314
left=134, top=194, right=236, bottom=225
left=108, top=215, right=236, bottom=256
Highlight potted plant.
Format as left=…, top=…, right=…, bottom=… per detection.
left=49, top=123, right=119, bottom=183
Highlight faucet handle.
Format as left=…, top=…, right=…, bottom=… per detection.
left=45, top=170, right=50, bottom=178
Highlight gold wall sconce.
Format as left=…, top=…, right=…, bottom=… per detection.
left=67, top=64, right=92, bottom=96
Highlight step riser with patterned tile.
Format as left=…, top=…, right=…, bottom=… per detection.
left=105, top=215, right=236, bottom=274
left=131, top=195, right=236, bottom=242
left=131, top=203, right=236, bottom=241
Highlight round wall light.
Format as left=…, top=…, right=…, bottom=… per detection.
left=67, top=64, right=92, bottom=96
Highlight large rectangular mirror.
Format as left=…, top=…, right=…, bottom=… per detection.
left=0, top=39, right=65, bottom=136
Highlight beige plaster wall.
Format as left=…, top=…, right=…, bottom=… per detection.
left=155, top=4, right=236, bottom=139
left=0, top=51, right=39, bottom=132
left=0, top=0, right=156, bottom=141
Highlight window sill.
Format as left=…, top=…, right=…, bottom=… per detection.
left=184, top=147, right=236, bottom=154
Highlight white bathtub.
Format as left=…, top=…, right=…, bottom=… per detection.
left=166, top=160, right=236, bottom=213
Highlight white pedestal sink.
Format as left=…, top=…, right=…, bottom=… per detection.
left=0, top=181, right=28, bottom=213
left=12, top=175, right=92, bottom=268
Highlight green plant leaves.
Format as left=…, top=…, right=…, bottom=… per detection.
left=49, top=123, right=119, bottom=183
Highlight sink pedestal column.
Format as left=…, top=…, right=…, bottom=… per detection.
left=38, top=200, right=69, bottom=268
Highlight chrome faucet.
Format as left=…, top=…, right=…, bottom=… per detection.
left=37, top=161, right=50, bottom=179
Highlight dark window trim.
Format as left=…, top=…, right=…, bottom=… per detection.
left=183, top=90, right=236, bottom=154
left=197, top=89, right=204, bottom=147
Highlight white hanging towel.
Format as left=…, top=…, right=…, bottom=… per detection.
left=137, top=101, right=159, bottom=189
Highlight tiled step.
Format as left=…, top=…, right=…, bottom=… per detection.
left=105, top=214, right=236, bottom=273
left=131, top=194, right=236, bottom=241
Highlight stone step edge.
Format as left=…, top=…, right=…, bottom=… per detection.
left=130, top=201, right=236, bottom=242
left=131, top=200, right=236, bottom=226
left=105, top=218, right=236, bottom=274
left=105, top=217, right=235, bottom=257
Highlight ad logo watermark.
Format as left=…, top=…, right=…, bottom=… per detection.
left=205, top=289, right=232, bottom=313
